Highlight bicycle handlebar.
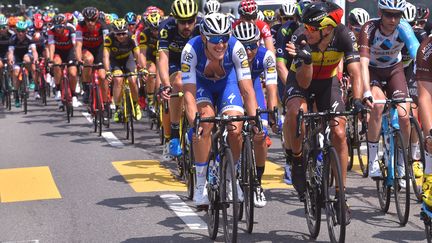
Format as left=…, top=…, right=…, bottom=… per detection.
left=374, top=97, right=413, bottom=105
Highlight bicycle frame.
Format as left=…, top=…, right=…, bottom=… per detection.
left=381, top=106, right=399, bottom=187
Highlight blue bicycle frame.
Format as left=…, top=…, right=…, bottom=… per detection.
left=381, top=106, right=400, bottom=187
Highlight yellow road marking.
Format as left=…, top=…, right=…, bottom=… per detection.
left=0, top=166, right=62, bottom=203
left=112, top=160, right=186, bottom=192
left=262, top=161, right=292, bottom=189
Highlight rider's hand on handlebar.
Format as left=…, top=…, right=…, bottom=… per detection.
left=106, top=71, right=113, bottom=82
left=159, top=86, right=172, bottom=101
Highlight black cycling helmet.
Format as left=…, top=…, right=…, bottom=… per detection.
left=52, top=14, right=66, bottom=26
left=302, top=1, right=343, bottom=28
left=82, top=6, right=99, bottom=21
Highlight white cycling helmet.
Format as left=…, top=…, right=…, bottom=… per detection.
left=257, top=10, right=264, bottom=21
left=280, top=0, right=297, bottom=17
left=378, top=0, right=406, bottom=12
left=200, top=12, right=232, bottom=36
left=348, top=8, right=370, bottom=26
left=403, top=2, right=416, bottom=23
left=204, top=0, right=221, bottom=14
left=233, top=21, right=260, bottom=43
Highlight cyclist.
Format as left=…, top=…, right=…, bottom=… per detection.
left=271, top=0, right=297, bottom=45
left=402, top=2, right=425, bottom=177
left=275, top=0, right=303, bottom=185
left=233, top=21, right=278, bottom=207
left=28, top=18, right=49, bottom=100
left=347, top=8, right=370, bottom=40
left=284, top=1, right=363, bottom=223
left=234, top=0, right=275, bottom=53
left=158, top=0, right=200, bottom=160
left=359, top=0, right=419, bottom=187
left=7, top=21, right=38, bottom=108
left=76, top=7, right=109, bottom=110
left=416, top=34, right=432, bottom=212
left=262, top=9, right=276, bottom=26
left=139, top=12, right=161, bottom=117
left=104, top=18, right=145, bottom=122
left=0, top=15, right=13, bottom=98
left=182, top=13, right=259, bottom=206
left=125, top=12, right=137, bottom=33
left=416, top=5, right=430, bottom=34
left=47, top=14, right=78, bottom=110
left=204, top=0, right=221, bottom=14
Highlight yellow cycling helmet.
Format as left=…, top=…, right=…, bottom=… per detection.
left=263, top=9, right=276, bottom=22
left=112, top=18, right=128, bottom=33
left=171, top=0, right=198, bottom=20
left=145, top=12, right=161, bottom=29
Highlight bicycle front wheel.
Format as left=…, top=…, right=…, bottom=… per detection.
left=323, top=146, right=346, bottom=243
left=221, top=148, right=239, bottom=243
left=240, top=133, right=255, bottom=234
left=126, top=94, right=134, bottom=144
left=393, top=130, right=410, bottom=226
left=304, top=142, right=321, bottom=239
left=354, top=117, right=369, bottom=177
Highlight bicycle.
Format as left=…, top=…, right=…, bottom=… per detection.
left=374, top=97, right=412, bottom=226
left=346, top=104, right=369, bottom=177
left=296, top=96, right=355, bottom=243
left=195, top=111, right=263, bottom=243
left=1, top=59, right=12, bottom=111
left=81, top=63, right=106, bottom=136
left=52, top=62, right=73, bottom=123
left=421, top=203, right=432, bottom=243
left=112, top=71, right=144, bottom=144
left=35, top=57, right=49, bottom=106
left=14, top=62, right=30, bottom=114
left=237, top=108, right=276, bottom=234
left=181, top=113, right=194, bottom=200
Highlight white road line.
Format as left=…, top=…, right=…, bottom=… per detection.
left=102, top=132, right=124, bottom=147
left=160, top=194, right=207, bottom=230
left=2, top=240, right=39, bottom=243
left=81, top=112, right=93, bottom=123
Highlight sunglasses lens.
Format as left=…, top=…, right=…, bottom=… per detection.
left=244, top=43, right=258, bottom=50
left=208, top=35, right=229, bottom=44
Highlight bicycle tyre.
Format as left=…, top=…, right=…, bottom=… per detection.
left=221, top=148, right=239, bottom=243
left=22, top=71, right=28, bottom=114
left=304, top=142, right=321, bottom=239
left=126, top=94, right=134, bottom=144
left=393, top=130, right=410, bottom=226
left=323, top=146, right=346, bottom=243
left=240, top=132, right=255, bottom=234
left=347, top=116, right=354, bottom=171
left=159, top=103, right=165, bottom=145
left=375, top=133, right=391, bottom=213
left=95, top=86, right=103, bottom=136
left=207, top=153, right=219, bottom=240
left=355, top=117, right=369, bottom=177
left=181, top=116, right=194, bottom=199
left=92, top=86, right=98, bottom=133
left=408, top=116, right=425, bottom=201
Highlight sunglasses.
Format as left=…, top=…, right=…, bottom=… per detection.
left=115, top=32, right=128, bottom=36
left=243, top=42, right=258, bottom=50
left=382, top=11, right=403, bottom=19
left=178, top=18, right=195, bottom=25
left=206, top=35, right=230, bottom=44
left=17, top=29, right=26, bottom=33
left=0, top=26, right=6, bottom=30
left=85, top=18, right=97, bottom=23
left=281, top=16, right=294, bottom=21
left=54, top=25, right=65, bottom=29
left=242, top=13, right=257, bottom=21
left=352, top=26, right=362, bottom=32
left=304, top=24, right=326, bottom=32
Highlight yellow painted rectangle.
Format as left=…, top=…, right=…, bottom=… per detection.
left=112, top=160, right=186, bottom=192
left=0, top=166, right=62, bottom=203
left=262, top=161, right=292, bottom=189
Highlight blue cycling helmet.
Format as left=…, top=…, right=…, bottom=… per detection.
left=16, top=21, right=28, bottom=31
left=0, top=14, right=8, bottom=27
left=125, top=12, right=137, bottom=24
left=111, top=13, right=119, bottom=20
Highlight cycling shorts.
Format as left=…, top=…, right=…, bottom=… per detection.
left=370, top=62, right=408, bottom=100
left=169, top=62, right=180, bottom=76
left=55, top=49, right=76, bottom=64
left=196, top=69, right=244, bottom=115
left=111, top=54, right=136, bottom=74
left=84, top=45, right=103, bottom=65
left=284, top=72, right=345, bottom=113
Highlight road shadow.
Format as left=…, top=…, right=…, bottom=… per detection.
left=372, top=228, right=426, bottom=242
left=96, top=195, right=172, bottom=211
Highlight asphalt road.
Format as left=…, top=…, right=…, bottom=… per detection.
left=0, top=97, right=428, bottom=243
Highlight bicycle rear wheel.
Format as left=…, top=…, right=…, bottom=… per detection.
left=304, top=142, right=321, bottom=239
left=240, top=133, right=255, bottom=234
left=408, top=116, right=425, bottom=201
left=393, top=130, right=410, bottom=226
left=221, top=148, right=239, bottom=243
left=347, top=116, right=354, bottom=171
left=376, top=133, right=391, bottom=213
left=323, top=147, right=346, bottom=243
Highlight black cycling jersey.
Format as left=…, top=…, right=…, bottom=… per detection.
left=8, top=34, right=36, bottom=59
left=0, top=31, right=12, bottom=57
left=104, top=32, right=138, bottom=61
left=141, top=27, right=158, bottom=63
left=158, top=16, right=200, bottom=65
